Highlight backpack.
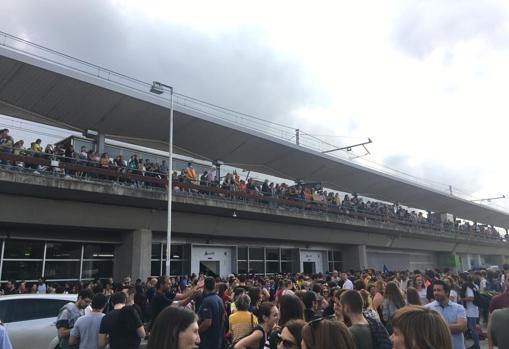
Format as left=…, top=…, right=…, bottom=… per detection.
left=366, top=317, right=393, bottom=349
left=472, top=288, right=482, bottom=307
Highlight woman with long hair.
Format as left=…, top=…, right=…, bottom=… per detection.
left=301, top=318, right=355, bottom=349
left=147, top=306, right=199, bottom=349
left=405, top=287, right=421, bottom=306
left=266, top=294, right=305, bottom=349
left=382, top=281, right=405, bottom=334
left=234, top=302, right=279, bottom=349
left=390, top=306, right=451, bottom=349
left=359, top=289, right=380, bottom=320
left=277, top=320, right=306, bottom=349
left=370, top=280, right=385, bottom=311
left=414, top=275, right=428, bottom=305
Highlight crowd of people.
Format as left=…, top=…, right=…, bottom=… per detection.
left=1, top=266, right=509, bottom=349
left=0, top=129, right=504, bottom=241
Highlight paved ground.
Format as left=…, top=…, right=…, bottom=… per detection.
left=465, top=338, right=489, bottom=349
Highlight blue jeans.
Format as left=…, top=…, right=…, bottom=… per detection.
left=467, top=317, right=480, bottom=347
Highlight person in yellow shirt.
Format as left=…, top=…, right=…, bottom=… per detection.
left=229, top=294, right=258, bottom=343
left=31, top=138, right=43, bottom=153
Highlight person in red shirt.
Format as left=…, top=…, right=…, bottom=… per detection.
left=489, top=271, right=509, bottom=314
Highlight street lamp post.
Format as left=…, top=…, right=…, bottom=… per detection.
left=150, top=81, right=173, bottom=277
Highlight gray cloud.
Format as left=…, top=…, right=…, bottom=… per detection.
left=383, top=153, right=484, bottom=196
left=1, top=0, right=323, bottom=128
left=393, top=0, right=508, bottom=59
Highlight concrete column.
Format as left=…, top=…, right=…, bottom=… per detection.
left=342, top=245, right=368, bottom=271
left=96, top=133, right=106, bottom=154
left=114, top=229, right=152, bottom=282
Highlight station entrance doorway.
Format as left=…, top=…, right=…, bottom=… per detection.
left=192, top=246, right=232, bottom=277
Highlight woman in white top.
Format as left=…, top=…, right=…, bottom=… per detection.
left=414, top=275, right=428, bottom=305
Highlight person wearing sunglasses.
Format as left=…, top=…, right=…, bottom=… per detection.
left=277, top=320, right=305, bottom=349
left=301, top=317, right=355, bottom=349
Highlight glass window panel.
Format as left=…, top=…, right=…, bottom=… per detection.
left=44, top=261, right=80, bottom=279
left=4, top=240, right=44, bottom=259
left=0, top=300, right=15, bottom=323
left=171, top=245, right=184, bottom=260
left=281, top=249, right=293, bottom=261
left=333, top=251, right=342, bottom=261
left=45, top=242, right=81, bottom=259
left=81, top=260, right=113, bottom=279
left=83, top=244, right=114, bottom=259
left=333, top=262, right=343, bottom=271
left=281, top=261, right=293, bottom=274
left=266, top=248, right=279, bottom=260
left=329, top=262, right=334, bottom=272
left=328, top=251, right=333, bottom=261
left=238, top=247, right=248, bottom=260
left=170, top=261, right=184, bottom=276
left=249, top=261, right=264, bottom=274
left=151, top=261, right=161, bottom=276
left=151, top=244, right=162, bottom=260
left=249, top=248, right=264, bottom=261
left=238, top=261, right=248, bottom=274
left=162, top=244, right=185, bottom=259
left=266, top=262, right=280, bottom=274
left=10, top=299, right=71, bottom=322
left=2, top=261, right=43, bottom=281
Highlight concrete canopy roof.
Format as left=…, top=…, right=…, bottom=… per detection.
left=1, top=43, right=509, bottom=228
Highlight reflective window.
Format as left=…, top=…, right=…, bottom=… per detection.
left=151, top=261, right=161, bottom=276
left=162, top=244, right=184, bottom=260
left=2, top=261, right=43, bottom=281
left=46, top=242, right=81, bottom=259
left=333, top=251, right=342, bottom=261
left=81, top=260, right=113, bottom=279
left=238, top=247, right=248, bottom=260
left=266, top=248, right=279, bottom=260
left=4, top=240, right=44, bottom=259
left=11, top=299, right=69, bottom=322
left=333, top=262, right=343, bottom=271
left=281, top=262, right=293, bottom=274
left=83, top=244, right=114, bottom=259
left=249, top=248, right=264, bottom=261
left=266, top=261, right=280, bottom=274
left=45, top=261, right=80, bottom=279
left=151, top=244, right=161, bottom=260
left=249, top=261, right=264, bottom=274
left=281, top=249, right=293, bottom=261
left=170, top=261, right=184, bottom=276
left=238, top=261, right=248, bottom=274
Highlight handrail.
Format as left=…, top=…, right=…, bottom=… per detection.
left=0, top=151, right=503, bottom=242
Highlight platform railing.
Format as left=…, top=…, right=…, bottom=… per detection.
left=0, top=150, right=503, bottom=243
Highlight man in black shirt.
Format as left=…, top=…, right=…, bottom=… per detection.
left=149, top=276, right=196, bottom=329
left=99, top=292, right=145, bottom=349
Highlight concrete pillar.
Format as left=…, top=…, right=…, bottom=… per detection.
left=96, top=133, right=106, bottom=154
left=342, top=245, right=368, bottom=271
left=114, top=229, right=152, bottom=282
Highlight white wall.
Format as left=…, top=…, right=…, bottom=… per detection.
left=191, top=245, right=232, bottom=277
left=299, top=250, right=325, bottom=273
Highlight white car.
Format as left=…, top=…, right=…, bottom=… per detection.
left=0, top=293, right=77, bottom=349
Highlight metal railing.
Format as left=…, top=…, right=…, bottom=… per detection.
left=0, top=150, right=504, bottom=243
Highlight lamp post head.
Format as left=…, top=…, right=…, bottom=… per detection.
left=150, top=81, right=164, bottom=95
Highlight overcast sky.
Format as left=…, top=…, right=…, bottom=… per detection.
left=2, top=0, right=509, bottom=211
